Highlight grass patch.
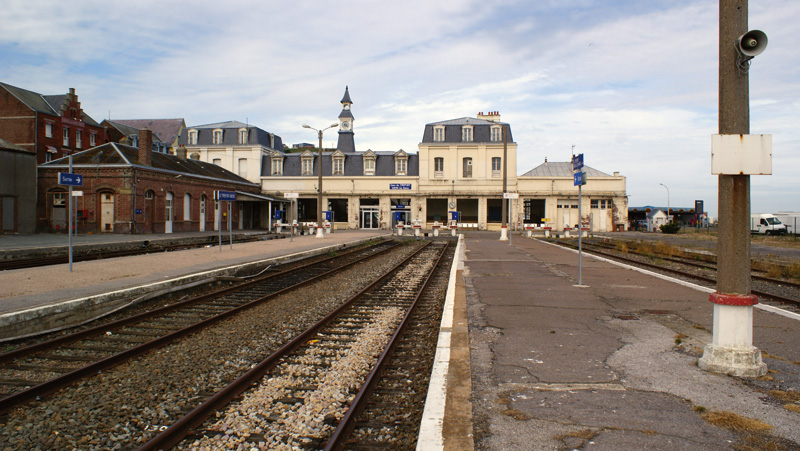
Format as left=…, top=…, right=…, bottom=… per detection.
left=674, top=333, right=688, bottom=345
left=784, top=404, right=800, bottom=414
left=768, top=390, right=800, bottom=403
left=554, top=429, right=598, bottom=441
left=701, top=410, right=772, bottom=433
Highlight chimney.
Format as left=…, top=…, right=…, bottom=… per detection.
left=177, top=145, right=187, bottom=160
left=138, top=128, right=153, bottom=166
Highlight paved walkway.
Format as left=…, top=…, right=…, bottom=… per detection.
left=460, top=232, right=800, bottom=450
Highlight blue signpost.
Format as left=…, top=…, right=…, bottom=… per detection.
left=571, top=154, right=586, bottom=285
left=59, top=169, right=83, bottom=271
left=215, top=191, right=236, bottom=251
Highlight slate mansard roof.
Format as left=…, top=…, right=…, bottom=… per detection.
left=179, top=121, right=283, bottom=150
left=261, top=151, right=418, bottom=177
left=420, top=117, right=513, bottom=144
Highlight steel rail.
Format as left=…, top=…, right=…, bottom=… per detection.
left=0, top=240, right=396, bottom=413
left=136, top=240, right=436, bottom=451
left=323, top=241, right=450, bottom=450
left=552, top=240, right=800, bottom=308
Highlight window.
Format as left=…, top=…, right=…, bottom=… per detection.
left=364, top=158, right=375, bottom=175
left=395, top=158, right=407, bottom=175
left=53, top=192, right=66, bottom=206
left=434, top=157, right=444, bottom=177
left=302, top=158, right=314, bottom=175
left=76, top=130, right=82, bottom=149
left=333, top=158, right=344, bottom=175
left=212, top=158, right=222, bottom=166
left=433, top=126, right=444, bottom=142
left=463, top=158, right=472, bottom=178
left=145, top=190, right=155, bottom=200
left=591, top=199, right=610, bottom=209
left=462, top=126, right=473, bottom=142
left=239, top=128, right=248, bottom=144
left=558, top=199, right=578, bottom=209
left=492, top=157, right=501, bottom=177
left=491, top=126, right=502, bottom=142
left=238, top=158, right=247, bottom=178
left=188, top=130, right=198, bottom=145
left=90, top=133, right=96, bottom=147
left=45, top=123, right=53, bottom=138
left=45, top=152, right=52, bottom=162
left=63, top=127, right=69, bottom=146
left=213, top=130, right=223, bottom=145
left=271, top=158, right=282, bottom=175
left=184, top=193, right=191, bottom=220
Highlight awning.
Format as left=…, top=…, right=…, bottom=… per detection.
left=46, top=146, right=58, bottom=153
left=234, top=191, right=284, bottom=202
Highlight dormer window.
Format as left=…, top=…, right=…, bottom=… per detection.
left=363, top=150, right=376, bottom=176
left=188, top=129, right=198, bottom=145
left=271, top=157, right=282, bottom=175
left=213, top=129, right=224, bottom=145
left=462, top=126, right=473, bottom=142
left=491, top=126, right=502, bottom=142
left=394, top=150, right=408, bottom=176
left=239, top=128, right=249, bottom=144
left=301, top=151, right=314, bottom=175
left=331, top=151, right=345, bottom=175
left=433, top=126, right=445, bottom=142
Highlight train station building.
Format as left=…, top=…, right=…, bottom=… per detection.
left=260, top=88, right=628, bottom=232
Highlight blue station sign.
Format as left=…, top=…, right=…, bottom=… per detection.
left=572, top=153, right=584, bottom=172
left=389, top=183, right=412, bottom=190
left=58, top=172, right=83, bottom=186
left=215, top=190, right=236, bottom=201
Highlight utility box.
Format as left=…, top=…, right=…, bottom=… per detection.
left=711, top=134, right=772, bottom=175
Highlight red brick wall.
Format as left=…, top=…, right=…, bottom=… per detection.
left=0, top=88, right=36, bottom=154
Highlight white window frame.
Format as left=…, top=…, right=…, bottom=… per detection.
left=62, top=127, right=69, bottom=146
left=90, top=132, right=96, bottom=147
left=395, top=157, right=407, bottom=175
left=213, top=129, right=223, bottom=145
left=363, top=157, right=375, bottom=175
left=212, top=158, right=222, bottom=166
left=271, top=158, right=282, bottom=175
left=238, top=158, right=247, bottom=178
left=302, top=157, right=314, bottom=176
left=491, top=126, right=502, bottom=142
left=333, top=157, right=344, bottom=175
left=45, top=123, right=53, bottom=138
left=463, top=157, right=473, bottom=178
left=239, top=128, right=248, bottom=144
left=188, top=129, right=198, bottom=145
left=434, top=157, right=444, bottom=177
left=76, top=130, right=82, bottom=149
left=492, top=157, right=501, bottom=177
left=433, top=126, right=445, bottom=142
left=462, top=126, right=473, bottom=142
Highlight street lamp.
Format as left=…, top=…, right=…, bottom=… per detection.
left=303, top=123, right=339, bottom=238
left=659, top=183, right=670, bottom=225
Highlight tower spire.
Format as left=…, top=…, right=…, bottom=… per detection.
left=337, top=86, right=355, bottom=152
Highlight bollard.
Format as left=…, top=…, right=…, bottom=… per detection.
left=414, top=225, right=421, bottom=237
left=397, top=225, right=404, bottom=236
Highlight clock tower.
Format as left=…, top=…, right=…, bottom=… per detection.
left=336, top=86, right=355, bottom=152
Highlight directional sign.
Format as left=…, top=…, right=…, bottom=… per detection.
left=215, top=190, right=236, bottom=201
left=503, top=192, right=519, bottom=199
left=573, top=171, right=586, bottom=186
left=284, top=192, right=299, bottom=199
left=572, top=153, right=584, bottom=172
left=58, top=172, right=83, bottom=186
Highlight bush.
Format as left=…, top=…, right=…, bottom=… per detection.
left=660, top=222, right=681, bottom=234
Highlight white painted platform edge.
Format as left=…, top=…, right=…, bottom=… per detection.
left=417, top=234, right=463, bottom=450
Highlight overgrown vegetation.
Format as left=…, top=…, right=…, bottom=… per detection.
left=659, top=222, right=682, bottom=234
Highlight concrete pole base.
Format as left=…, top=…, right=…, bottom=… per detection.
left=499, top=226, right=508, bottom=241
left=698, top=344, right=767, bottom=378
left=315, top=227, right=325, bottom=238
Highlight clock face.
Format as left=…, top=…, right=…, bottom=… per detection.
left=342, top=121, right=349, bottom=129
left=449, top=202, right=455, bottom=209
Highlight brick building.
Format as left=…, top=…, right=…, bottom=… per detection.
left=0, top=138, right=36, bottom=233
left=0, top=82, right=106, bottom=165
left=38, top=130, right=262, bottom=234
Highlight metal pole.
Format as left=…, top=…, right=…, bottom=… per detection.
left=229, top=202, right=233, bottom=250
left=578, top=181, right=582, bottom=285
left=500, top=125, right=509, bottom=241
left=317, top=129, right=323, bottom=237
left=68, top=155, right=73, bottom=272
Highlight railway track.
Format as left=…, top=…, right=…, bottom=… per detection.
left=553, top=239, right=800, bottom=309
left=0, top=234, right=278, bottom=271
left=0, top=239, right=397, bottom=413
left=137, top=240, right=452, bottom=450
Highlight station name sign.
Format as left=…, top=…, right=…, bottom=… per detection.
left=214, top=190, right=236, bottom=201
left=390, top=183, right=412, bottom=190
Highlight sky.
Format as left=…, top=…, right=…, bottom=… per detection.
left=1, top=0, right=798, bottom=218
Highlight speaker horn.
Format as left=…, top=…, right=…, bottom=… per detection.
left=737, top=30, right=768, bottom=57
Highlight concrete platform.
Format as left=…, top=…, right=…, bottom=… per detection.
left=438, top=232, right=800, bottom=450
left=0, top=230, right=390, bottom=339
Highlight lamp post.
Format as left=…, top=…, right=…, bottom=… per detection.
left=659, top=183, right=670, bottom=225
left=303, top=123, right=339, bottom=238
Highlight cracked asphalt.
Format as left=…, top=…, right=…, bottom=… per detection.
left=462, top=232, right=800, bottom=450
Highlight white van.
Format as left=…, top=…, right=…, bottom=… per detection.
left=750, top=213, right=787, bottom=235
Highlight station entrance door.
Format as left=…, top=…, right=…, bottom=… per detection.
left=360, top=206, right=379, bottom=229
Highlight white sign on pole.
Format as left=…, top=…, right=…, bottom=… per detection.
left=284, top=192, right=299, bottom=199
left=72, top=191, right=84, bottom=197
left=503, top=192, right=519, bottom=199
